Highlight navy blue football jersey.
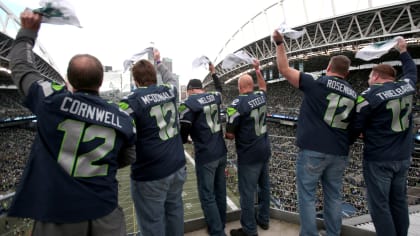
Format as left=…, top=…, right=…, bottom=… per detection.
left=120, top=84, right=186, bottom=181
left=179, top=92, right=227, bottom=165
left=226, top=91, right=271, bottom=165
left=352, top=52, right=417, bottom=161
left=8, top=80, right=136, bottom=223
left=297, top=73, right=357, bottom=155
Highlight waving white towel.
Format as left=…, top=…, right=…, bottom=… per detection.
left=123, top=47, right=154, bottom=72
left=192, top=56, right=211, bottom=70
left=355, top=36, right=403, bottom=61
left=34, top=0, right=82, bottom=27
left=222, top=50, right=254, bottom=70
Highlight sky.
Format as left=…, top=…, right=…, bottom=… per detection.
left=3, top=0, right=404, bottom=86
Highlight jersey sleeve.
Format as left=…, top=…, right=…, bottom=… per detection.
left=226, top=98, right=240, bottom=134
left=119, top=96, right=136, bottom=118
left=24, top=80, right=65, bottom=115
left=212, top=74, right=223, bottom=93
left=179, top=102, right=194, bottom=143
left=350, top=93, right=371, bottom=142
left=299, top=72, right=317, bottom=91
left=400, top=52, right=417, bottom=85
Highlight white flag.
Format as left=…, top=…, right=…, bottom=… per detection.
left=192, top=56, right=211, bottom=70
left=355, top=36, right=402, bottom=61
left=222, top=50, right=254, bottom=70
left=34, top=0, right=82, bottom=27
left=123, top=47, right=154, bottom=72
left=275, top=22, right=306, bottom=39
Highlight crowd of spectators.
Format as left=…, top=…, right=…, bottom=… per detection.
left=0, top=127, right=34, bottom=194
left=224, top=121, right=420, bottom=217
left=0, top=90, right=33, bottom=119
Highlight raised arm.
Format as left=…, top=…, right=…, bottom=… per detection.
left=209, top=63, right=223, bottom=93
left=395, top=37, right=417, bottom=84
left=272, top=30, right=301, bottom=88
left=178, top=103, right=192, bottom=144
left=8, top=10, right=44, bottom=96
left=253, top=59, right=266, bottom=92
left=154, top=49, right=178, bottom=88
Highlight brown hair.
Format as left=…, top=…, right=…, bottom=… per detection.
left=372, top=64, right=396, bottom=80
left=67, top=54, right=103, bottom=90
left=131, top=59, right=157, bottom=86
left=328, top=55, right=351, bottom=76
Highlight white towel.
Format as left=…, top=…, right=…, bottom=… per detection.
left=192, top=56, right=210, bottom=70
left=123, top=47, right=154, bottom=72
left=34, top=0, right=82, bottom=28
left=355, top=36, right=403, bottom=61
left=275, top=22, right=306, bottom=39
left=222, top=50, right=254, bottom=70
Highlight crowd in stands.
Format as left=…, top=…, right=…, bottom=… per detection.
left=0, top=128, right=34, bottom=193
left=0, top=90, right=32, bottom=119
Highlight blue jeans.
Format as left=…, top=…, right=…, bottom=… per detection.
left=237, top=161, right=270, bottom=235
left=196, top=157, right=227, bottom=236
left=363, top=159, right=410, bottom=236
left=131, top=166, right=186, bottom=236
left=296, top=149, right=348, bottom=236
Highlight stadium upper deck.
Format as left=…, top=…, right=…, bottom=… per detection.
left=203, top=0, right=420, bottom=88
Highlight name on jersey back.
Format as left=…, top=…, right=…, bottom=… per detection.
left=248, top=96, right=266, bottom=108
left=141, top=91, right=174, bottom=105
left=375, top=83, right=415, bottom=100
left=197, top=94, right=216, bottom=105
left=326, top=79, right=357, bottom=99
left=60, top=97, right=122, bottom=128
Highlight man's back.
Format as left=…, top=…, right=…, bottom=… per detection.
left=226, top=91, right=271, bottom=165
left=356, top=74, right=416, bottom=161
left=297, top=74, right=357, bottom=155
left=121, top=84, right=185, bottom=181
left=9, top=80, right=136, bottom=222
left=179, top=92, right=227, bottom=165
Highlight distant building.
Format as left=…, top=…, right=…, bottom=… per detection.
left=101, top=70, right=131, bottom=95
left=162, top=58, right=173, bottom=73
left=104, top=65, right=113, bottom=72
left=126, top=53, right=181, bottom=100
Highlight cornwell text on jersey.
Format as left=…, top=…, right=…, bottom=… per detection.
left=60, top=97, right=122, bottom=128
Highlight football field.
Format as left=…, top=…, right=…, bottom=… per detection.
left=117, top=144, right=240, bottom=234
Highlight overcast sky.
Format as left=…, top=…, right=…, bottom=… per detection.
left=4, top=0, right=403, bottom=86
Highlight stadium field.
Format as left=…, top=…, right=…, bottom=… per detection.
left=117, top=143, right=240, bottom=234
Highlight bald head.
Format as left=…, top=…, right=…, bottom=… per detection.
left=238, top=74, right=254, bottom=94
left=67, top=54, right=103, bottom=91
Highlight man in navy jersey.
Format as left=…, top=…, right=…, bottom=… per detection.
left=273, top=30, right=356, bottom=236
left=179, top=62, right=227, bottom=236
left=226, top=59, right=271, bottom=236
left=7, top=10, right=136, bottom=236
left=351, top=37, right=416, bottom=236
left=119, top=50, right=186, bottom=236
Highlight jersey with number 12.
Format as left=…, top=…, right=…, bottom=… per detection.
left=120, top=84, right=186, bottom=181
